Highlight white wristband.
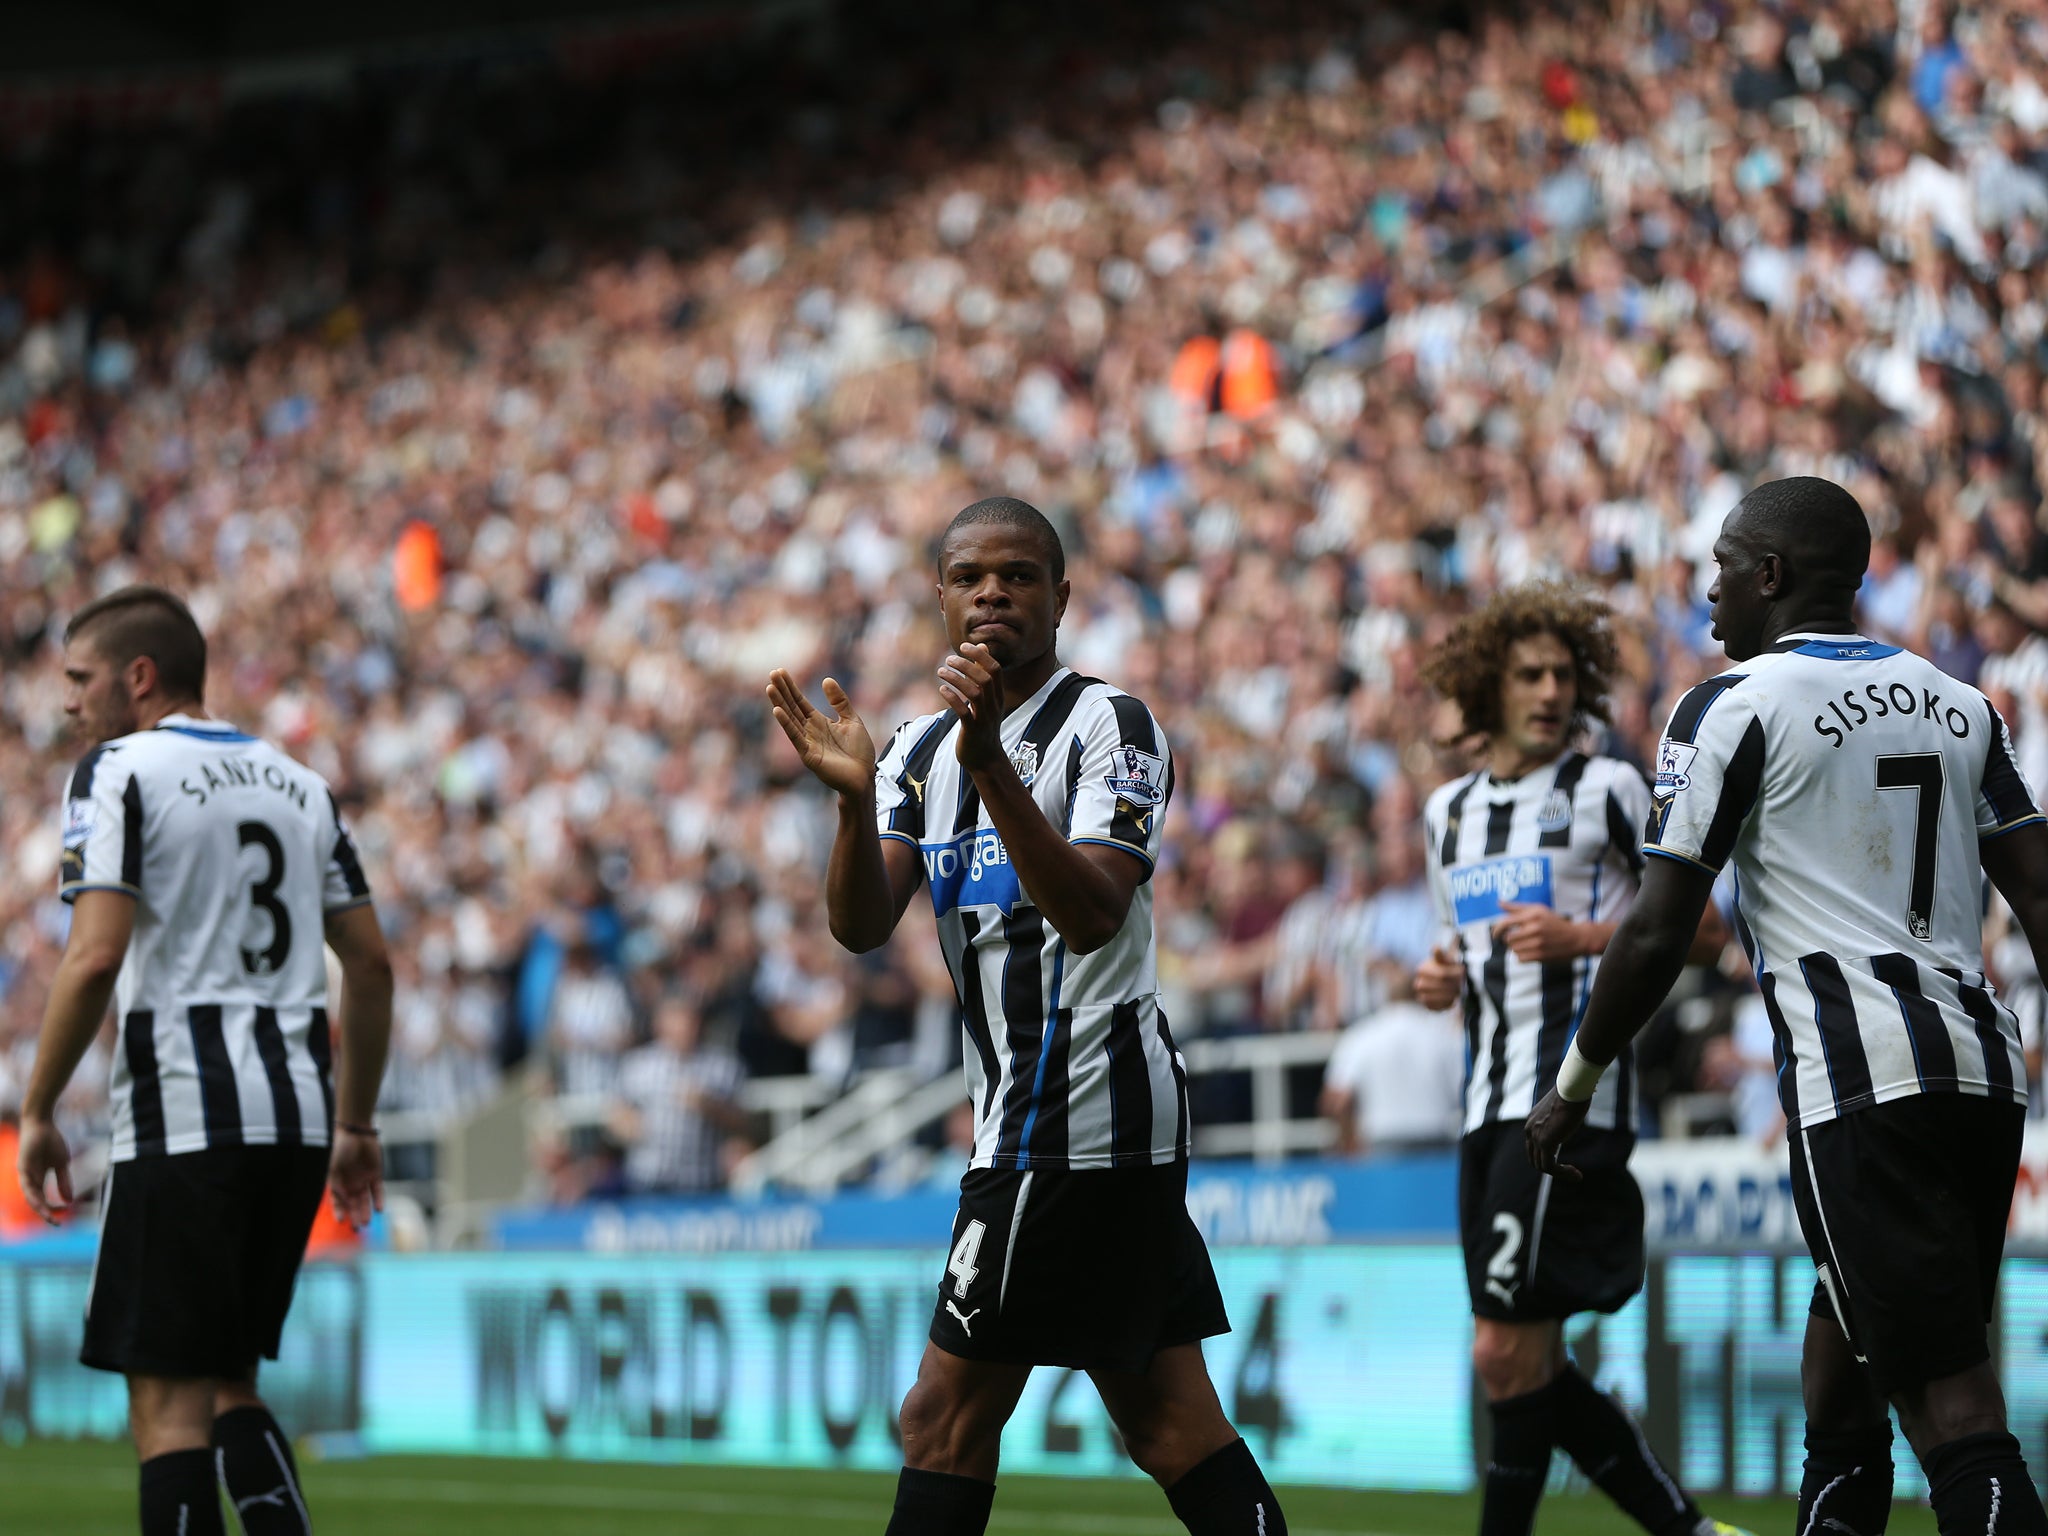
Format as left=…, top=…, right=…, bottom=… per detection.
left=1555, top=1039, right=1607, bottom=1103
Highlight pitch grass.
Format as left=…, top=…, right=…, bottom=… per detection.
left=0, top=1439, right=1939, bottom=1535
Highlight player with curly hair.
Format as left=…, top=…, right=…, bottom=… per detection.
left=1416, top=582, right=1748, bottom=1536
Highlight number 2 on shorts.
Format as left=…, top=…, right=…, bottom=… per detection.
left=948, top=1219, right=987, bottom=1299
left=1488, top=1212, right=1524, bottom=1288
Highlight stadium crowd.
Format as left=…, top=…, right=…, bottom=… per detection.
left=4, top=0, right=2048, bottom=1209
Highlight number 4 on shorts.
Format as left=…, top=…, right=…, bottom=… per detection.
left=948, top=1219, right=987, bottom=1300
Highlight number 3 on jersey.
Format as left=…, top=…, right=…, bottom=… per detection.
left=238, top=821, right=293, bottom=975
left=948, top=1219, right=987, bottom=1300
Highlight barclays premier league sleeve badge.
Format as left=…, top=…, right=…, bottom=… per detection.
left=63, top=796, right=96, bottom=849
left=1652, top=739, right=1697, bottom=798
left=1105, top=745, right=1165, bottom=806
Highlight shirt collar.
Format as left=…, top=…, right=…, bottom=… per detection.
left=1483, top=750, right=1574, bottom=796
left=1769, top=631, right=1871, bottom=652
left=1003, top=667, right=1069, bottom=729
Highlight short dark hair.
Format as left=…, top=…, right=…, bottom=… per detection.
left=1732, top=476, right=1872, bottom=595
left=66, top=586, right=207, bottom=703
left=1422, top=581, right=1620, bottom=739
left=939, top=496, right=1065, bottom=582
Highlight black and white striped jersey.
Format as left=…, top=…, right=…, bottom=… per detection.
left=1645, top=634, right=2043, bottom=1131
left=873, top=669, right=1188, bottom=1171
left=59, top=714, right=372, bottom=1162
left=1423, top=751, right=1650, bottom=1135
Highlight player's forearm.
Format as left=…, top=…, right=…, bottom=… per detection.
left=1980, top=825, right=2048, bottom=981
left=970, top=760, right=1129, bottom=953
left=2004, top=892, right=2048, bottom=989
left=1571, top=908, right=1695, bottom=1065
left=333, top=959, right=394, bottom=1126
left=22, top=957, right=118, bottom=1120
left=826, top=791, right=899, bottom=952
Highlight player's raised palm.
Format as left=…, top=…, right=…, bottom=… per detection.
left=768, top=670, right=877, bottom=799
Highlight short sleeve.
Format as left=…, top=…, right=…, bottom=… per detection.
left=874, top=717, right=944, bottom=849
left=1422, top=797, right=1456, bottom=931
left=59, top=747, right=143, bottom=903
left=1604, top=763, right=1652, bottom=878
left=1066, top=694, right=1172, bottom=875
left=1976, top=701, right=2045, bottom=839
left=323, top=789, right=374, bottom=912
left=1643, top=679, right=1767, bottom=874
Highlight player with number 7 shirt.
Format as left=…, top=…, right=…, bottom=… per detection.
left=768, top=497, right=1287, bottom=1536
left=1527, top=477, right=2048, bottom=1536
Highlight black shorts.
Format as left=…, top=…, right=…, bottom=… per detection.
left=928, top=1159, right=1230, bottom=1374
left=1459, top=1119, right=1644, bottom=1322
left=83, top=1144, right=330, bottom=1379
left=1792, top=1094, right=2023, bottom=1396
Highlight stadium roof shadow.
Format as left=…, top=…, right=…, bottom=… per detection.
left=0, top=0, right=1491, bottom=333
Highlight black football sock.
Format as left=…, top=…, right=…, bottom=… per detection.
left=1798, top=1423, right=1894, bottom=1536
left=1163, top=1437, right=1288, bottom=1535
left=884, top=1467, right=995, bottom=1536
left=213, top=1406, right=312, bottom=1535
left=1921, top=1430, right=2048, bottom=1536
left=139, top=1448, right=225, bottom=1536
left=1480, top=1388, right=1554, bottom=1536
left=1544, top=1366, right=1702, bottom=1536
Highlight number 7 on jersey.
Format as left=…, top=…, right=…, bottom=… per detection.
left=1875, top=752, right=1943, bottom=942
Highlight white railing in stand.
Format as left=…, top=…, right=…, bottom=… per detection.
left=727, top=1067, right=923, bottom=1197
left=1180, top=1030, right=1340, bottom=1165
left=775, top=1069, right=973, bottom=1196
left=508, top=1031, right=1349, bottom=1206
left=719, top=1029, right=1346, bottom=1196
left=739, top=1073, right=843, bottom=1145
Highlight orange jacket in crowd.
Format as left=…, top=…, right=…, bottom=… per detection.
left=305, top=1189, right=362, bottom=1257
left=1168, top=329, right=1279, bottom=422
left=0, top=1122, right=47, bottom=1238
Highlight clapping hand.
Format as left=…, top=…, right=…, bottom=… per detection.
left=768, top=670, right=879, bottom=799
left=937, top=641, right=1006, bottom=771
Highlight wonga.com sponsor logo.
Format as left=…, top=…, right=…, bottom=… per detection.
left=924, top=827, right=1023, bottom=915
left=1447, top=853, right=1553, bottom=927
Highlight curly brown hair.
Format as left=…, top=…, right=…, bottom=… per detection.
left=1422, top=581, right=1620, bottom=740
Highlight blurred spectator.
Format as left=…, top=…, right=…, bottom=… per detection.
left=1697, top=997, right=1786, bottom=1144
left=548, top=939, right=635, bottom=1099
left=610, top=994, right=749, bottom=1193
left=1319, top=971, right=1464, bottom=1156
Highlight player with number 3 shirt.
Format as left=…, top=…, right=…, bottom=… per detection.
left=17, top=586, right=392, bottom=1536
